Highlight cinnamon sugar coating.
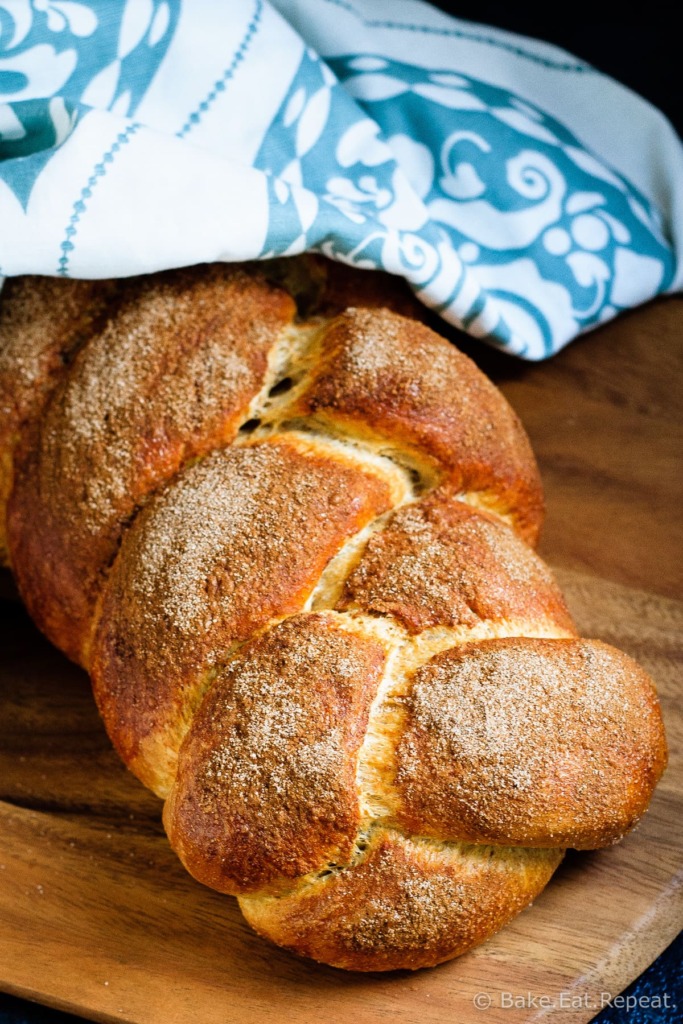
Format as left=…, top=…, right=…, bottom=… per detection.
left=0, top=258, right=668, bottom=972
left=394, top=638, right=667, bottom=848
left=337, top=492, right=575, bottom=634
left=0, top=276, right=121, bottom=562
left=7, top=265, right=294, bottom=663
left=166, top=613, right=387, bottom=896
left=91, top=435, right=395, bottom=795
left=289, top=307, right=544, bottom=543
left=239, top=828, right=563, bottom=971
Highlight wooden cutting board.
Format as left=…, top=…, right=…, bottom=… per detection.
left=1, top=297, right=681, bottom=1024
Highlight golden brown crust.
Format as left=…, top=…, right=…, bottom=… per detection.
left=0, top=258, right=669, bottom=972
left=289, top=307, right=544, bottom=544
left=394, top=638, right=668, bottom=849
left=91, top=435, right=396, bottom=795
left=238, top=828, right=563, bottom=971
left=165, top=613, right=387, bottom=896
left=337, top=493, right=575, bottom=634
left=0, top=276, right=121, bottom=562
left=7, top=265, right=295, bottom=663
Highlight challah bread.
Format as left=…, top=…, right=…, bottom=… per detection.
left=0, top=259, right=667, bottom=971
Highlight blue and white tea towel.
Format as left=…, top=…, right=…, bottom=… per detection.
left=1, top=0, right=681, bottom=358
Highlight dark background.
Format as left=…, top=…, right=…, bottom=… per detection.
left=431, top=4, right=681, bottom=136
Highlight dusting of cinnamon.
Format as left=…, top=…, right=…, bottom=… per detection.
left=1, top=260, right=668, bottom=972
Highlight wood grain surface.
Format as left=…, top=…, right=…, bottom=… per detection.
left=0, top=296, right=681, bottom=1024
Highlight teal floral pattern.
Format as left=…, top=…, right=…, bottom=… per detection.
left=256, top=53, right=674, bottom=356
left=0, top=0, right=679, bottom=358
left=0, top=0, right=178, bottom=206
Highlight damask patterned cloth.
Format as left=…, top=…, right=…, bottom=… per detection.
left=1, top=0, right=681, bottom=358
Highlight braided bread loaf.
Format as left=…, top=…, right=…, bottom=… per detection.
left=0, top=259, right=667, bottom=971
